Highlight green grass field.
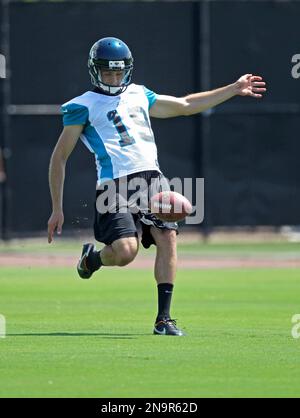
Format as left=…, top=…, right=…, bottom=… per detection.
left=1, top=241, right=300, bottom=398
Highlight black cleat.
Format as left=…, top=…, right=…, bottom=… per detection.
left=77, top=243, right=100, bottom=279
left=153, top=318, right=185, bottom=336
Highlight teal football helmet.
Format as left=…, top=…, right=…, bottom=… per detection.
left=88, top=37, right=134, bottom=95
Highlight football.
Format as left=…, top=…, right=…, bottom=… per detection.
left=150, top=191, right=193, bottom=222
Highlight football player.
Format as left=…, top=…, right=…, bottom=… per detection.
left=48, top=37, right=266, bottom=336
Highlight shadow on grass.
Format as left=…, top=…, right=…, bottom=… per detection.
left=7, top=332, right=149, bottom=339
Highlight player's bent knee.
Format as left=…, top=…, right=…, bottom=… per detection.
left=116, top=248, right=137, bottom=266
left=112, top=237, right=139, bottom=267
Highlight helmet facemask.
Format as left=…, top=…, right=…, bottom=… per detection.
left=88, top=57, right=133, bottom=95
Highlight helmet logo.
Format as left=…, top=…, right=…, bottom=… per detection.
left=109, top=60, right=125, bottom=70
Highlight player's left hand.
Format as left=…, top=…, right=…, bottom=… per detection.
left=235, top=74, right=267, bottom=98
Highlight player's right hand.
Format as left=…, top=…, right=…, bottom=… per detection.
left=47, top=211, right=64, bottom=243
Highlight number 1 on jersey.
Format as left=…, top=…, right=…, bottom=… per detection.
left=107, top=110, right=136, bottom=147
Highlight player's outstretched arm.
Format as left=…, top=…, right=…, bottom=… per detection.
left=150, top=74, right=266, bottom=118
left=47, top=125, right=82, bottom=243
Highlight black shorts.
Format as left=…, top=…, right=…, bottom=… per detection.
left=93, top=170, right=178, bottom=248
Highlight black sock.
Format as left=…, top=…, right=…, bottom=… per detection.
left=156, top=283, right=174, bottom=322
left=86, top=250, right=103, bottom=271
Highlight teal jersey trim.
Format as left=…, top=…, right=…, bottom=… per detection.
left=83, top=123, right=113, bottom=181
left=61, top=103, right=89, bottom=126
left=61, top=102, right=113, bottom=181
left=143, top=86, right=157, bottom=109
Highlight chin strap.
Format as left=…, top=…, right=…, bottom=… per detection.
left=98, top=82, right=127, bottom=96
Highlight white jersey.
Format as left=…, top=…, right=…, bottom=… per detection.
left=62, top=83, right=160, bottom=186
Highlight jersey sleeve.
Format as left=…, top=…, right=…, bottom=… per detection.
left=61, top=103, right=89, bottom=126
left=143, top=86, right=157, bottom=109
